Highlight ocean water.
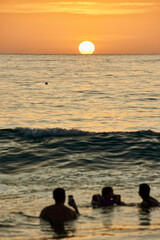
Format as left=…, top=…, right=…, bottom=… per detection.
left=0, top=54, right=160, bottom=240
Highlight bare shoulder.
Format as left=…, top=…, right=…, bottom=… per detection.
left=62, top=205, right=77, bottom=217
left=141, top=197, right=159, bottom=208
left=149, top=197, right=160, bottom=207
left=40, top=204, right=77, bottom=223
left=64, top=205, right=76, bottom=212
left=40, top=204, right=54, bottom=218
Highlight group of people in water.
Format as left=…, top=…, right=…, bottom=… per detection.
left=40, top=183, right=159, bottom=224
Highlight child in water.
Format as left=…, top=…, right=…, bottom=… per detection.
left=92, top=187, right=125, bottom=207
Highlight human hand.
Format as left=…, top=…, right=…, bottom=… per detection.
left=68, top=195, right=76, bottom=207
left=68, top=195, right=79, bottom=214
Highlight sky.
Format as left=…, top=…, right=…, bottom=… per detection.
left=0, top=0, right=160, bottom=54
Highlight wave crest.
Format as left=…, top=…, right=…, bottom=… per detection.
left=15, top=127, right=91, bottom=137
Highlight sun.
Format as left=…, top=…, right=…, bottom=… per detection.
left=79, top=41, right=95, bottom=54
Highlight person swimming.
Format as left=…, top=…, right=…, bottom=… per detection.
left=139, top=183, right=159, bottom=208
left=91, top=186, right=125, bottom=207
left=40, top=188, right=79, bottom=224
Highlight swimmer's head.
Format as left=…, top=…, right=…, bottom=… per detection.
left=102, top=187, right=113, bottom=198
left=139, top=183, right=150, bottom=200
left=53, top=188, right=65, bottom=203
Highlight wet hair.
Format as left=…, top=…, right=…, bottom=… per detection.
left=139, top=184, right=150, bottom=199
left=53, top=188, right=65, bottom=202
left=102, top=187, right=113, bottom=197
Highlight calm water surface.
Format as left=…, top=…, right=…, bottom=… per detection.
left=1, top=54, right=160, bottom=131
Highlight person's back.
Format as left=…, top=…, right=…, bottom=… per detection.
left=40, top=188, right=79, bottom=224
left=40, top=203, right=77, bottom=223
left=139, top=183, right=159, bottom=208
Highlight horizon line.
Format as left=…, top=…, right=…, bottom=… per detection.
left=0, top=53, right=160, bottom=55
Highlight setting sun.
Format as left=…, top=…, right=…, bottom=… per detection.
left=79, top=41, right=95, bottom=54
left=0, top=0, right=160, bottom=54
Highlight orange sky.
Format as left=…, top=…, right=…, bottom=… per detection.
left=0, top=0, right=160, bottom=54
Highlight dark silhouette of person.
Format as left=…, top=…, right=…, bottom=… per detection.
left=102, top=187, right=115, bottom=200
left=92, top=186, right=125, bottom=207
left=40, top=188, right=79, bottom=224
left=139, top=183, right=159, bottom=208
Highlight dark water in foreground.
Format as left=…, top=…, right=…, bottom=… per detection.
left=1, top=128, right=160, bottom=174
left=0, top=128, right=160, bottom=239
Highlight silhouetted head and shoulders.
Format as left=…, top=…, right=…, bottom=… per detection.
left=139, top=183, right=159, bottom=208
left=40, top=188, right=79, bottom=224
left=92, top=186, right=125, bottom=207
left=102, top=187, right=114, bottom=199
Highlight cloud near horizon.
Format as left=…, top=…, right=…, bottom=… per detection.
left=0, top=1, right=158, bottom=15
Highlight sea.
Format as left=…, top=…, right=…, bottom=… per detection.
left=0, top=54, right=160, bottom=240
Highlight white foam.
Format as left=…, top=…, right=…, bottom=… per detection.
left=16, top=127, right=91, bottom=137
